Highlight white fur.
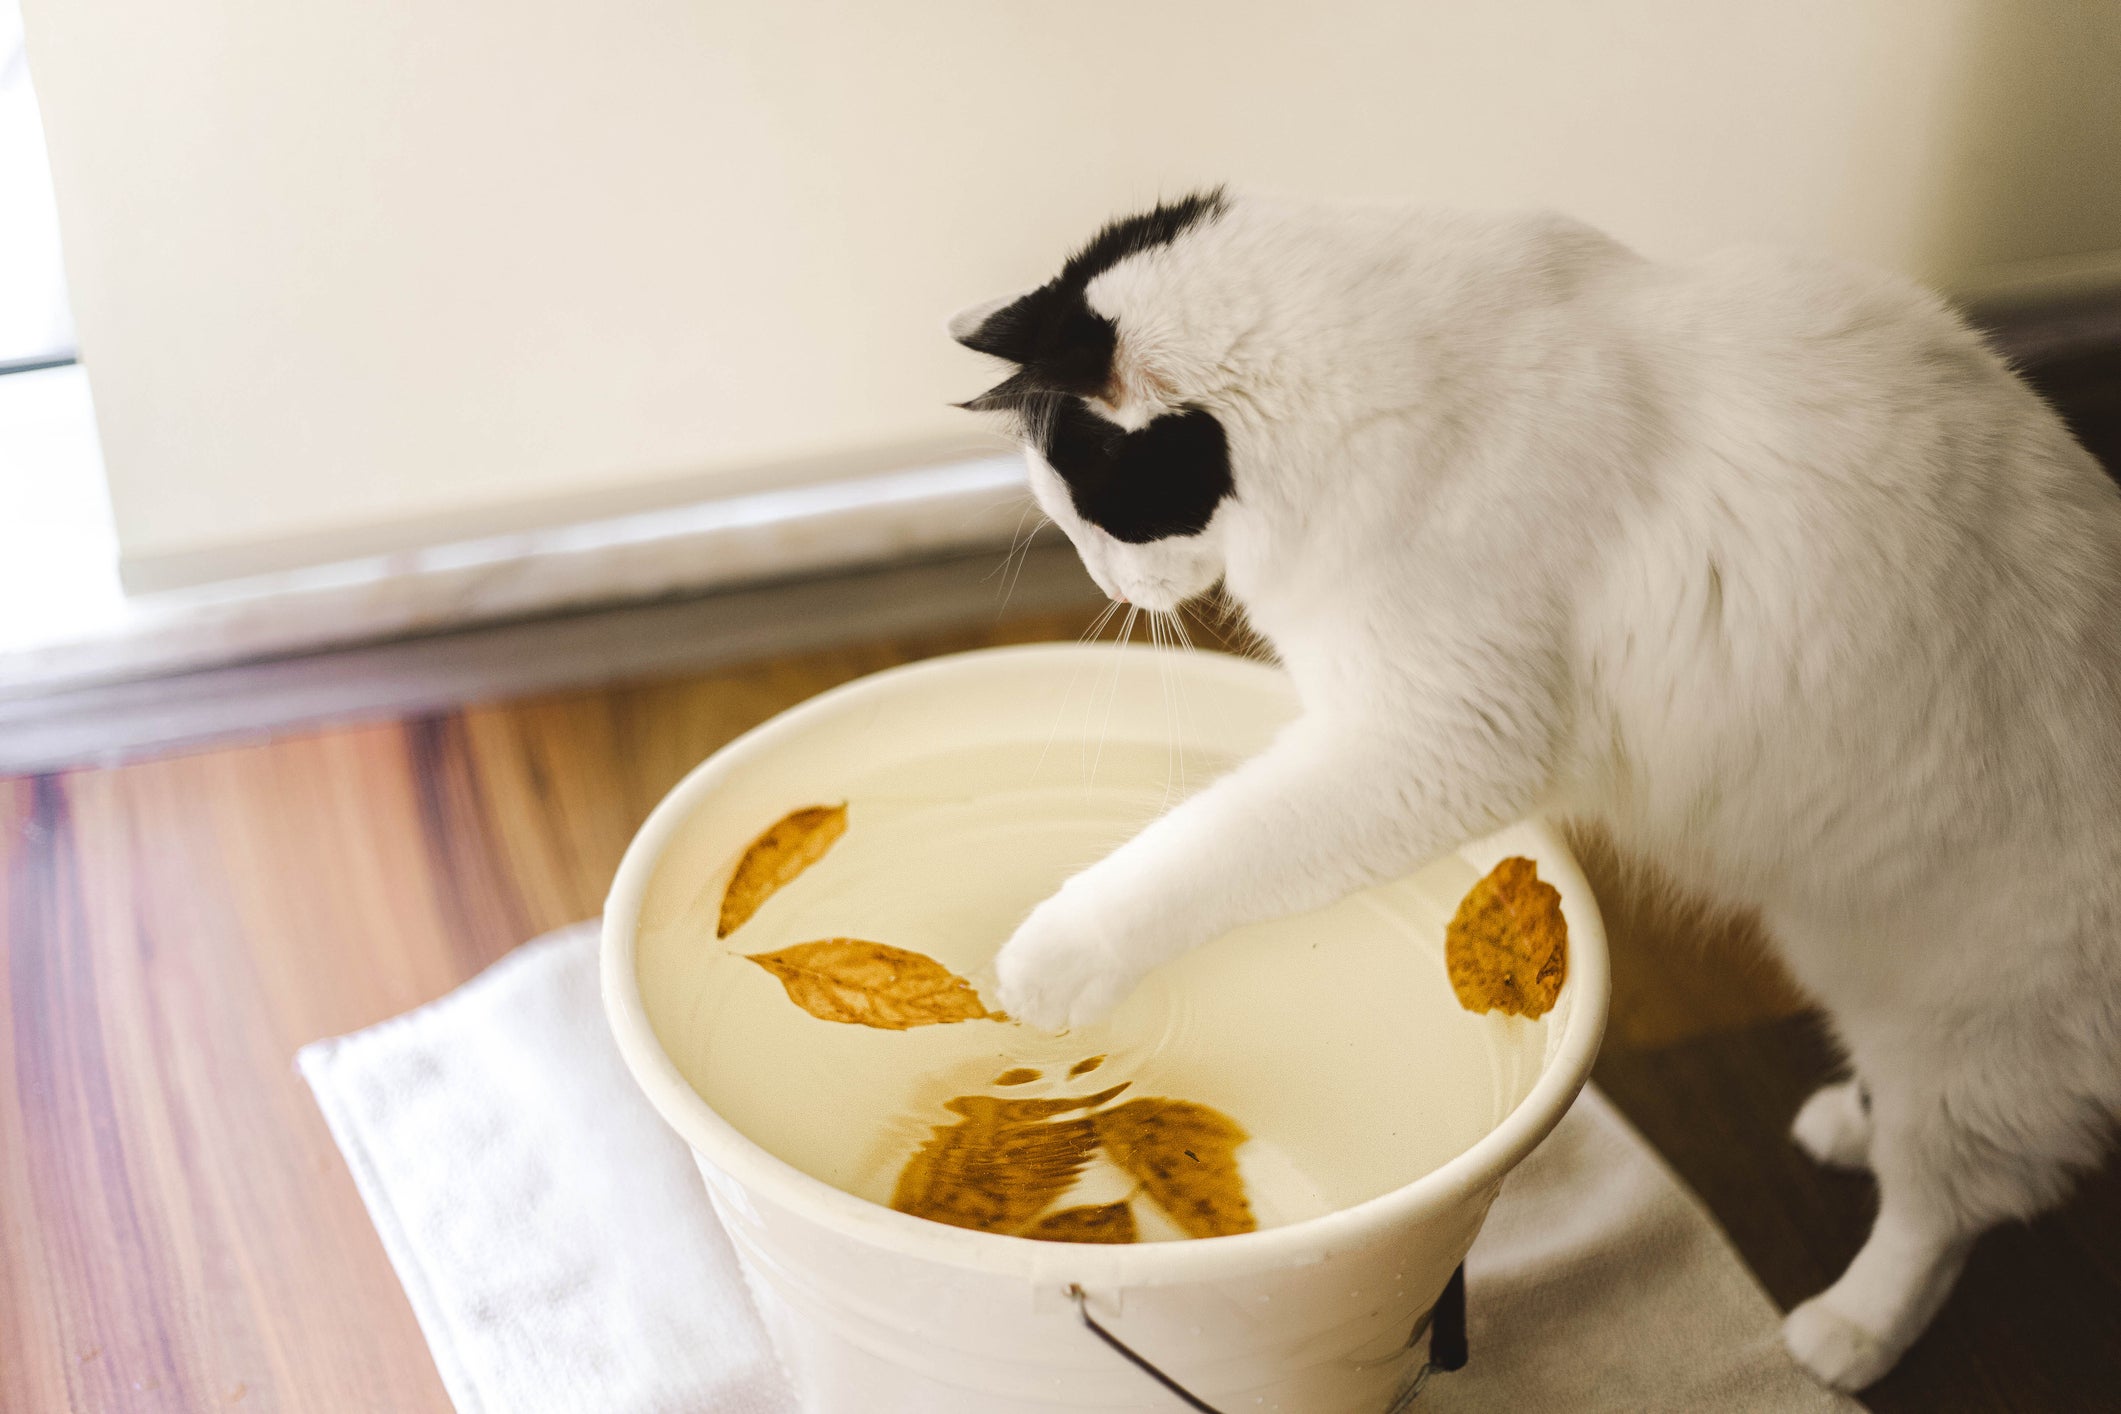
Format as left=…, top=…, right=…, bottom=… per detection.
left=988, top=194, right=2121, bottom=1389
left=1792, top=1080, right=1873, bottom=1171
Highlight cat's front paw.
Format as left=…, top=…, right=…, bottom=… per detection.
left=993, top=888, right=1145, bottom=1032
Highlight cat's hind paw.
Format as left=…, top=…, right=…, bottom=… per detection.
left=1791, top=1079, right=1873, bottom=1171
left=1783, top=1295, right=1897, bottom=1391
left=993, top=889, right=1144, bottom=1032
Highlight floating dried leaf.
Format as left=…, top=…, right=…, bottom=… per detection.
left=1067, top=1055, right=1107, bottom=1078
left=745, top=940, right=1000, bottom=1029
left=994, top=1068, right=1042, bottom=1087
left=1021, top=1202, right=1139, bottom=1244
left=1445, top=856, right=1567, bottom=1019
left=1096, top=1099, right=1256, bottom=1239
left=718, top=804, right=847, bottom=938
left=890, top=1085, right=1130, bottom=1233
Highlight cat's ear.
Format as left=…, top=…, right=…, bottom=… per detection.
left=952, top=282, right=1118, bottom=406
left=953, top=368, right=1045, bottom=413
left=948, top=287, right=1045, bottom=362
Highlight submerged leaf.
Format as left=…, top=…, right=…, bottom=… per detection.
left=745, top=940, right=1001, bottom=1030
left=1096, top=1098, right=1256, bottom=1239
left=889, top=1086, right=1130, bottom=1233
left=1445, top=856, right=1567, bottom=1019
left=1021, top=1202, right=1139, bottom=1244
left=718, top=804, right=848, bottom=938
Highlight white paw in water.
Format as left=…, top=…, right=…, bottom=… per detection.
left=1783, top=1294, right=1897, bottom=1391
left=1791, top=1079, right=1873, bottom=1171
left=993, top=889, right=1143, bottom=1031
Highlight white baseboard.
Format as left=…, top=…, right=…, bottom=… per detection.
left=112, top=432, right=1006, bottom=594
left=1, top=446, right=1045, bottom=699
left=0, top=543, right=1102, bottom=773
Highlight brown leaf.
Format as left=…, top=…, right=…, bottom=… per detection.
left=1445, top=856, right=1567, bottom=1019
left=889, top=1085, right=1130, bottom=1233
left=718, top=804, right=847, bottom=938
left=1020, top=1202, right=1139, bottom=1244
left=745, top=940, right=1000, bottom=1030
left=1095, top=1098, right=1256, bottom=1239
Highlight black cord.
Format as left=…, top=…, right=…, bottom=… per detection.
left=1069, top=1264, right=1467, bottom=1412
left=1068, top=1285, right=1223, bottom=1413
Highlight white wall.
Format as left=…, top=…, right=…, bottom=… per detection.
left=23, top=0, right=2121, bottom=589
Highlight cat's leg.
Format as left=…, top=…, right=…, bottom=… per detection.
left=1791, top=1077, right=1872, bottom=1171
left=1781, top=1033, right=2083, bottom=1389
left=993, top=711, right=1547, bottom=1029
left=1782, top=1187, right=1971, bottom=1392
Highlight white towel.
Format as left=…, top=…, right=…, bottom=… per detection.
left=299, top=922, right=1860, bottom=1414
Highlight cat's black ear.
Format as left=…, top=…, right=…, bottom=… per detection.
left=953, top=369, right=1044, bottom=413
left=951, top=282, right=1118, bottom=400
left=948, top=287, right=1045, bottom=361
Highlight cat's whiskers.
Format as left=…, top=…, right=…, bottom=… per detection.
left=1149, top=612, right=1178, bottom=809
left=982, top=499, right=1040, bottom=586
left=996, top=514, right=1052, bottom=616
left=1089, top=604, right=1137, bottom=785
left=1033, top=598, right=1124, bottom=779
left=987, top=503, right=1050, bottom=616
left=1076, top=597, right=1123, bottom=645
left=1165, top=606, right=1198, bottom=654
left=1162, top=606, right=1196, bottom=797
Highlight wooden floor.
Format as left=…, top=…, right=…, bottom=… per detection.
left=3, top=606, right=2115, bottom=1412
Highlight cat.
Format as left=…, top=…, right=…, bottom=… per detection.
left=950, top=188, right=2121, bottom=1391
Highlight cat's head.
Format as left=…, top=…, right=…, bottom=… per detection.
left=950, top=189, right=1237, bottom=612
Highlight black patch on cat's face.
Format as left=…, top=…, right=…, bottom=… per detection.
left=1038, top=398, right=1232, bottom=544
left=954, top=188, right=1228, bottom=401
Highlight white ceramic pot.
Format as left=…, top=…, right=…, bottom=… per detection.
left=604, top=644, right=1608, bottom=1413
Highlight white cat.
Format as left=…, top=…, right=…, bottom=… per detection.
left=951, top=189, right=2121, bottom=1391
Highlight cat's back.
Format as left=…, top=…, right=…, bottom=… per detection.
left=1624, top=241, right=2120, bottom=565
left=1641, top=244, right=2019, bottom=436
left=1579, top=239, right=2121, bottom=880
